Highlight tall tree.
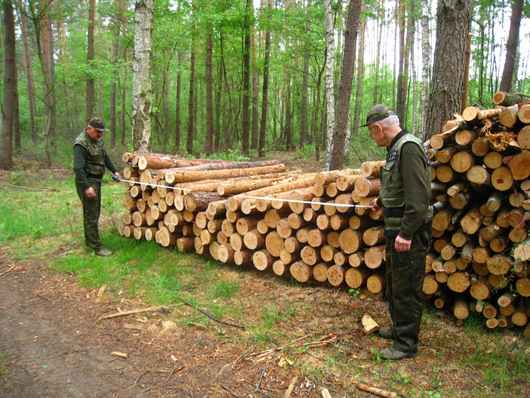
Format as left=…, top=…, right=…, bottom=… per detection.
left=16, top=0, right=38, bottom=143
left=425, top=0, right=472, bottom=139
left=110, top=0, right=125, bottom=148
left=499, top=0, right=523, bottom=92
left=328, top=0, right=362, bottom=170
left=205, top=8, right=213, bottom=155
left=86, top=0, right=95, bottom=120
left=419, top=0, right=430, bottom=136
left=258, top=0, right=272, bottom=157
left=132, top=0, right=154, bottom=152
left=300, top=0, right=312, bottom=148
left=323, top=0, right=336, bottom=169
left=1, top=0, right=17, bottom=170
left=186, top=2, right=197, bottom=155
left=241, top=0, right=252, bottom=156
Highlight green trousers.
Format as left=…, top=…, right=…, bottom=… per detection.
left=385, top=228, right=430, bottom=354
left=75, top=179, right=103, bottom=249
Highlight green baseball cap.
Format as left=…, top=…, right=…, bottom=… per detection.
left=361, top=104, right=396, bottom=127
left=88, top=117, right=109, bottom=131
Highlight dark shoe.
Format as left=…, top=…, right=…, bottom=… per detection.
left=379, top=346, right=416, bottom=361
left=95, top=247, right=113, bottom=257
left=378, top=326, right=394, bottom=340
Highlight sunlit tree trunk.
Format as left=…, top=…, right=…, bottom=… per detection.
left=352, top=2, right=366, bottom=140
left=323, top=0, right=335, bottom=169
left=373, top=0, right=384, bottom=104
left=300, top=0, right=311, bottom=148
left=187, top=3, right=197, bottom=155
left=132, top=0, right=154, bottom=152
left=499, top=0, right=523, bottom=92
left=251, top=24, right=259, bottom=150
left=395, top=0, right=406, bottom=122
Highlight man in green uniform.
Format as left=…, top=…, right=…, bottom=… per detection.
left=365, top=105, right=432, bottom=360
left=73, top=117, right=121, bottom=256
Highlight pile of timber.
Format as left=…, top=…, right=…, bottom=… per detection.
left=118, top=152, right=391, bottom=300
left=427, top=97, right=529, bottom=334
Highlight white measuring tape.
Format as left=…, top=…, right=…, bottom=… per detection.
left=114, top=178, right=372, bottom=209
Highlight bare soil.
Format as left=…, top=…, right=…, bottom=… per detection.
left=0, top=154, right=529, bottom=398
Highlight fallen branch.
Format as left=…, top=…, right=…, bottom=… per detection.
left=179, top=298, right=245, bottom=329
left=0, top=265, right=16, bottom=277
left=284, top=376, right=298, bottom=398
left=355, top=382, right=397, bottom=398
left=98, top=305, right=170, bottom=321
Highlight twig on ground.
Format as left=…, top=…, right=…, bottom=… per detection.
left=98, top=305, right=170, bottom=321
left=179, top=298, right=245, bottom=329
left=355, top=382, right=397, bottom=398
left=166, top=365, right=185, bottom=383
left=0, top=265, right=16, bottom=277
left=221, top=384, right=240, bottom=397
left=255, top=362, right=268, bottom=392
left=284, top=376, right=298, bottom=398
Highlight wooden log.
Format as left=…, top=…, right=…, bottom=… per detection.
left=243, top=229, right=265, bottom=250
left=422, top=274, right=439, bottom=295
left=306, top=228, right=327, bottom=248
left=470, top=277, right=491, bottom=301
left=364, top=245, right=385, bottom=269
left=517, top=125, right=530, bottom=149
left=234, top=250, right=252, bottom=266
left=320, top=245, right=337, bottom=262
left=366, top=271, right=385, bottom=293
left=276, top=218, right=292, bottom=239
left=497, top=292, right=517, bottom=308
left=462, top=106, right=502, bottom=123
left=349, top=252, right=364, bottom=268
left=334, top=193, right=355, bottom=214
left=265, top=231, right=284, bottom=257
left=290, top=261, right=313, bottom=283
left=460, top=205, right=484, bottom=235
left=287, top=213, right=306, bottom=230
left=284, top=236, right=301, bottom=254
left=492, top=91, right=530, bottom=106
left=518, top=103, right=530, bottom=123
left=360, top=160, right=386, bottom=178
left=288, top=188, right=315, bottom=214
left=345, top=266, right=371, bottom=289
left=229, top=233, right=244, bottom=251
left=272, top=260, right=288, bottom=277
left=339, top=229, right=365, bottom=254
left=491, top=166, right=514, bottom=191
left=355, top=178, right=381, bottom=198
left=300, top=245, right=321, bottom=266
left=184, top=192, right=225, bottom=212
left=471, top=137, right=491, bottom=157
left=253, top=250, right=274, bottom=271
left=313, top=262, right=330, bottom=282
left=336, top=174, right=364, bottom=192
left=466, top=165, right=491, bottom=186
left=513, top=238, right=530, bottom=261
left=362, top=226, right=385, bottom=246
left=453, top=297, right=470, bottom=320
left=447, top=272, right=470, bottom=293
left=505, top=150, right=530, bottom=180
left=486, top=254, right=513, bottom=275
left=450, top=151, right=474, bottom=173
left=327, top=265, right=346, bottom=286
left=516, top=278, right=530, bottom=297
left=279, top=249, right=298, bottom=265
left=455, top=129, right=477, bottom=147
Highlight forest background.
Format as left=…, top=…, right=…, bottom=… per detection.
left=0, top=0, right=529, bottom=171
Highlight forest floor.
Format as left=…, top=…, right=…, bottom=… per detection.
left=0, top=151, right=528, bottom=398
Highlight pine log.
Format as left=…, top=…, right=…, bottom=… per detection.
left=335, top=194, right=355, bottom=214
left=450, top=151, right=474, bottom=173
left=279, top=249, right=298, bottom=265
left=176, top=236, right=195, bottom=252
left=243, top=230, right=265, bottom=250
left=327, top=265, right=346, bottom=286
left=423, top=274, right=439, bottom=295
left=471, top=137, right=491, bottom=156
left=362, top=226, right=385, bottom=246
left=470, top=277, right=491, bottom=301
left=513, top=238, right=530, bottom=261
left=518, top=103, right=530, bottom=123
left=234, top=250, right=252, bottom=266
left=288, top=189, right=315, bottom=214
left=366, top=272, right=385, bottom=293
left=497, top=292, right=517, bottom=308
left=364, top=245, right=385, bottom=269
left=290, top=261, right=313, bottom=283
left=349, top=252, right=364, bottom=268
left=360, top=160, right=386, bottom=178
left=455, top=130, right=477, bottom=147
left=265, top=231, right=284, bottom=257
left=453, top=297, right=470, bottom=320
left=272, top=260, right=288, bottom=276
left=447, top=272, right=470, bottom=293
left=345, top=266, right=370, bottom=288
left=516, top=278, right=530, bottom=297
left=339, top=229, right=365, bottom=254
left=307, top=228, right=327, bottom=247
left=313, top=262, right=330, bottom=282
left=284, top=236, right=301, bottom=254
left=253, top=250, right=274, bottom=271
left=462, top=106, right=502, bottom=123
left=492, top=91, right=530, bottom=106
left=336, top=174, right=364, bottom=192
left=460, top=205, right=484, bottom=234
left=300, top=245, right=321, bottom=266
left=505, top=150, right=530, bottom=180
left=518, top=125, right=530, bottom=149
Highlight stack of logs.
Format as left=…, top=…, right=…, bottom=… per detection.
left=117, top=95, right=529, bottom=337
left=426, top=95, right=529, bottom=334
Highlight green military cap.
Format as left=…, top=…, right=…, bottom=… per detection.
left=361, top=104, right=396, bottom=127
left=88, top=117, right=109, bottom=131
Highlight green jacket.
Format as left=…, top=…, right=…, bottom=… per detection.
left=379, top=129, right=432, bottom=239
left=73, top=129, right=117, bottom=190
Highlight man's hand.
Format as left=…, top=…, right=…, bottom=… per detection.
left=395, top=235, right=412, bottom=252
left=85, top=187, right=96, bottom=198
left=369, top=198, right=381, bottom=212
left=114, top=172, right=122, bottom=182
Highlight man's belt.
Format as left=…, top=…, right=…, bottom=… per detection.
left=382, top=206, right=405, bottom=218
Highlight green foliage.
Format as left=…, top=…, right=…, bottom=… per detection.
left=296, top=143, right=316, bottom=159
left=203, top=148, right=250, bottom=162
